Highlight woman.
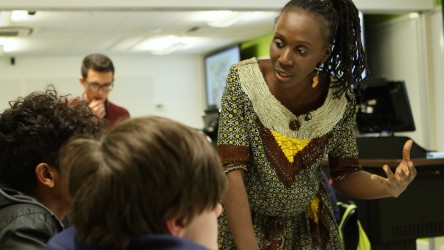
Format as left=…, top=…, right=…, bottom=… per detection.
left=216, top=0, right=416, bottom=249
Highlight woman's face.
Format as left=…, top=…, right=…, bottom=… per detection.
left=269, top=8, right=332, bottom=87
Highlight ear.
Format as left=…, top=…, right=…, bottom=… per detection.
left=35, top=163, right=56, bottom=189
left=79, top=76, right=87, bottom=87
left=165, top=218, right=186, bottom=237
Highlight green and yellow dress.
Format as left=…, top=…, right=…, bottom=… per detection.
left=217, top=58, right=361, bottom=250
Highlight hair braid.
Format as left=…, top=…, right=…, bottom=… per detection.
left=328, top=0, right=369, bottom=97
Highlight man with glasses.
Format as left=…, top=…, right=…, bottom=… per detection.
left=79, top=53, right=130, bottom=127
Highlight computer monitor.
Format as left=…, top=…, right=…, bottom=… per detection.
left=356, top=78, right=415, bottom=135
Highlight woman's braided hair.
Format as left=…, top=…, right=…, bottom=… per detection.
left=280, top=0, right=369, bottom=97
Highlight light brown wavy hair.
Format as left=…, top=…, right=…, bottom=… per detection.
left=60, top=116, right=227, bottom=249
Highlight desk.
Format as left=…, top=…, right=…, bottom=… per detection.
left=330, top=158, right=444, bottom=250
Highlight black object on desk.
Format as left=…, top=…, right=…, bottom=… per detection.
left=349, top=136, right=443, bottom=250
left=356, top=136, right=428, bottom=159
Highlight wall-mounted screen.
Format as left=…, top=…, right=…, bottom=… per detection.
left=204, top=45, right=241, bottom=108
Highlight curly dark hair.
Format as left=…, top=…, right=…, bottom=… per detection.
left=280, top=0, right=369, bottom=97
left=0, top=85, right=104, bottom=195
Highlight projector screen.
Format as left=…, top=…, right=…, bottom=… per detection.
left=204, top=45, right=241, bottom=109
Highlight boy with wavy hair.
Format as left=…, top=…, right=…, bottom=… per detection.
left=46, top=116, right=227, bottom=250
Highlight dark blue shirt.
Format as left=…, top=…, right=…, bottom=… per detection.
left=46, top=227, right=209, bottom=250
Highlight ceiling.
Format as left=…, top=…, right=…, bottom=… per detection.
left=0, top=10, right=279, bottom=57
left=0, top=0, right=435, bottom=57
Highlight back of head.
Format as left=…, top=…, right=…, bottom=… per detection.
left=280, top=0, right=369, bottom=96
left=81, top=53, right=115, bottom=79
left=0, top=85, right=103, bottom=195
left=63, top=116, right=227, bottom=249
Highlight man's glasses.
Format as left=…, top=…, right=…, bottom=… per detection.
left=86, top=81, right=114, bottom=92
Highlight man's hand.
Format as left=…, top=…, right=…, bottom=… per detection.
left=89, top=99, right=106, bottom=119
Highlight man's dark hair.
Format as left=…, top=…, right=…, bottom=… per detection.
left=81, top=53, right=115, bottom=79
left=0, top=85, right=103, bottom=195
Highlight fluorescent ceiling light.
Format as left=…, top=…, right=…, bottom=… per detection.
left=136, top=35, right=181, bottom=51
left=134, top=35, right=188, bottom=55
left=202, top=11, right=233, bottom=22
left=151, top=43, right=185, bottom=55
left=10, top=11, right=31, bottom=22
left=0, top=37, right=28, bottom=53
left=0, top=38, right=10, bottom=46
left=207, top=11, right=244, bottom=28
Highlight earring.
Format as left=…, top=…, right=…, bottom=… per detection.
left=312, top=67, right=320, bottom=88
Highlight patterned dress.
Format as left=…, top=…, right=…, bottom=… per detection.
left=217, top=58, right=361, bottom=250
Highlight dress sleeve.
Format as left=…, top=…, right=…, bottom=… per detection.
left=216, top=65, right=251, bottom=173
left=328, top=98, right=362, bottom=182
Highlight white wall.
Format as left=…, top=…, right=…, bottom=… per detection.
left=424, top=7, right=444, bottom=152
left=365, top=8, right=444, bottom=152
left=0, top=54, right=207, bottom=129
left=365, top=14, right=430, bottom=150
